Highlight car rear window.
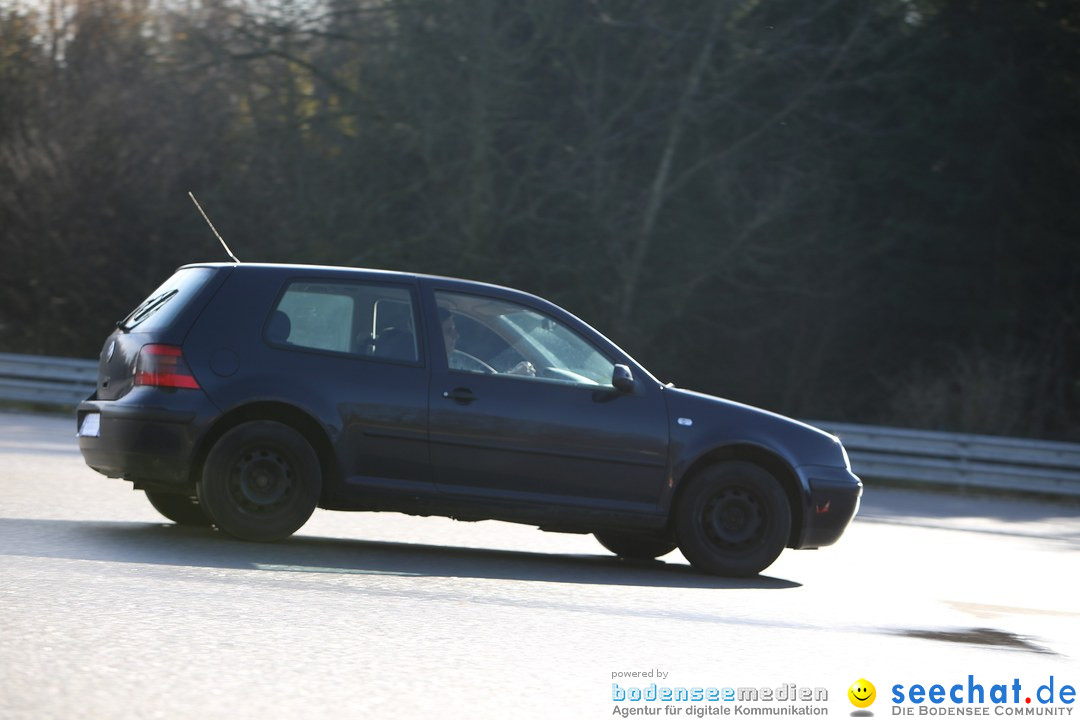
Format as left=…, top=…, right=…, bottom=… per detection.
left=118, top=267, right=217, bottom=333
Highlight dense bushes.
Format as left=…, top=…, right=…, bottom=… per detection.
left=1, top=0, right=1076, bottom=438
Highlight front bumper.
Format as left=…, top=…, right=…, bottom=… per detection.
left=793, top=464, right=862, bottom=549
left=77, top=388, right=214, bottom=489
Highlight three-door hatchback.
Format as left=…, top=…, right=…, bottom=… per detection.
left=77, top=263, right=861, bottom=576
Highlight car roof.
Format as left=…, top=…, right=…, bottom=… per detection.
left=183, top=261, right=503, bottom=289
left=182, top=261, right=419, bottom=280
left=178, top=261, right=556, bottom=307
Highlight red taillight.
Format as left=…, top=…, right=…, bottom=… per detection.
left=134, top=344, right=200, bottom=389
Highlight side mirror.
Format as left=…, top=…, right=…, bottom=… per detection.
left=612, top=364, right=635, bottom=393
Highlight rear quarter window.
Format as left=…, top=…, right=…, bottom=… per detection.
left=267, top=280, right=420, bottom=363
left=119, top=267, right=217, bottom=333
left=274, top=288, right=355, bottom=353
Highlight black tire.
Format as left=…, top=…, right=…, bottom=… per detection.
left=198, top=421, right=322, bottom=542
left=675, top=461, right=791, bottom=577
left=144, top=488, right=213, bottom=526
left=595, top=530, right=678, bottom=560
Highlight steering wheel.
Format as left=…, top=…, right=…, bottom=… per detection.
left=452, top=350, right=497, bottom=374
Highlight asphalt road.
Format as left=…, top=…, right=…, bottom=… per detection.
left=1, top=410, right=1078, bottom=720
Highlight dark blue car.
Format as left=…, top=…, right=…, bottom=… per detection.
left=77, top=263, right=861, bottom=576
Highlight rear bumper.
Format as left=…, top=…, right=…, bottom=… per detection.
left=793, top=465, right=862, bottom=549
left=77, top=388, right=214, bottom=489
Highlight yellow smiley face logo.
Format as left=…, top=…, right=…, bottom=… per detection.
left=848, top=679, right=876, bottom=708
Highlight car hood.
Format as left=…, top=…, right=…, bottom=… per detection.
left=662, top=386, right=848, bottom=470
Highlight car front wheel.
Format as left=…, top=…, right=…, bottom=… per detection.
left=675, top=461, right=791, bottom=577
left=198, top=421, right=322, bottom=542
left=144, top=488, right=212, bottom=526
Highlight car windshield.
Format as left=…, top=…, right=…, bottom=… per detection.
left=497, top=310, right=614, bottom=385
left=436, top=291, right=615, bottom=386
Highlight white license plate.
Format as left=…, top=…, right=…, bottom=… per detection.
left=78, top=413, right=101, bottom=438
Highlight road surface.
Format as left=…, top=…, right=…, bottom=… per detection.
left=1, top=411, right=1078, bottom=719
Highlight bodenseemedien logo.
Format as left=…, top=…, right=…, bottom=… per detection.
left=610, top=680, right=829, bottom=716
left=849, top=679, right=877, bottom=716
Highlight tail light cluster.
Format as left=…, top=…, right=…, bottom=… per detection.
left=134, top=344, right=200, bottom=389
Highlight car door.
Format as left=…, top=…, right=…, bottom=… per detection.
left=258, top=276, right=432, bottom=493
left=423, top=283, right=670, bottom=511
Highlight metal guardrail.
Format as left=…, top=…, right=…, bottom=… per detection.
left=0, top=352, right=97, bottom=407
left=1, top=353, right=1078, bottom=497
left=813, top=421, right=1080, bottom=498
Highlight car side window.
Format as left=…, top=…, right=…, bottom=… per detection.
left=269, top=281, right=419, bottom=363
left=435, top=291, right=614, bottom=386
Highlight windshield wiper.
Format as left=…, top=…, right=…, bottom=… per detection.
left=115, top=290, right=178, bottom=332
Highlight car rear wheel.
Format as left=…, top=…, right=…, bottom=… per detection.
left=594, top=530, right=678, bottom=560
left=144, top=488, right=212, bottom=526
left=675, top=461, right=791, bottom=577
left=198, top=421, right=322, bottom=542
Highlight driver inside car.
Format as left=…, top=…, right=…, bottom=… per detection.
left=439, top=306, right=536, bottom=377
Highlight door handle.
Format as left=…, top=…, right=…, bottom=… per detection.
left=442, top=388, right=477, bottom=404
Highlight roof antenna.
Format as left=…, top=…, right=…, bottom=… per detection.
left=188, top=191, right=241, bottom=263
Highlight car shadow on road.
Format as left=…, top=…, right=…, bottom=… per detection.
left=0, top=517, right=801, bottom=590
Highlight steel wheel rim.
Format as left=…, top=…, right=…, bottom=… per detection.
left=228, top=446, right=294, bottom=514
left=703, top=486, right=764, bottom=549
